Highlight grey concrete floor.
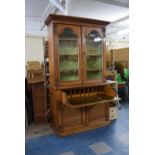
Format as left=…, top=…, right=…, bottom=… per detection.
left=25, top=123, right=54, bottom=139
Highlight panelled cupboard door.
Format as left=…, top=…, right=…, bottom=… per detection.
left=60, top=106, right=85, bottom=131
left=54, top=24, right=82, bottom=85
left=86, top=103, right=109, bottom=125
left=82, top=27, right=105, bottom=83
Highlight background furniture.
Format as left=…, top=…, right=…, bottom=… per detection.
left=124, top=68, right=129, bottom=82
left=26, top=61, right=47, bottom=123
left=25, top=78, right=34, bottom=126
left=43, top=39, right=51, bottom=121
left=115, top=73, right=128, bottom=99
left=106, top=70, right=117, bottom=80
left=106, top=48, right=129, bottom=70
left=45, top=14, right=120, bottom=136
left=26, top=61, right=44, bottom=84
left=30, top=82, right=46, bottom=123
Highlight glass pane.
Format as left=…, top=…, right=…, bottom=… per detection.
left=59, top=28, right=79, bottom=81
left=86, top=30, right=103, bottom=80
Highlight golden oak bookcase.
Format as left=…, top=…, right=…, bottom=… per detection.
left=45, top=14, right=118, bottom=136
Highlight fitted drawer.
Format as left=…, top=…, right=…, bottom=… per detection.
left=109, top=107, right=118, bottom=120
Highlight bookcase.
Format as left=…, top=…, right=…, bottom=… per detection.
left=45, top=14, right=119, bottom=136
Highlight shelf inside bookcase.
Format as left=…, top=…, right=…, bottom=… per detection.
left=87, top=68, right=102, bottom=71
left=86, top=39, right=102, bottom=42
left=60, top=72, right=79, bottom=81
left=60, top=68, right=79, bottom=72
left=60, top=54, right=78, bottom=56
left=86, top=54, right=102, bottom=56
left=87, top=70, right=102, bottom=80
left=59, top=38, right=77, bottom=41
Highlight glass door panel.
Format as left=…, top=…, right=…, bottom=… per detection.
left=85, top=30, right=103, bottom=80
left=58, top=28, right=80, bottom=81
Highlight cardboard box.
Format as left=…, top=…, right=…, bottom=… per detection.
left=26, top=61, right=44, bottom=84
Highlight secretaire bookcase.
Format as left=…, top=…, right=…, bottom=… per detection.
left=45, top=14, right=119, bottom=136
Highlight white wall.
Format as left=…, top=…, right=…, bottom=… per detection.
left=107, top=40, right=129, bottom=50
left=25, top=37, right=44, bottom=63
left=25, top=17, right=47, bottom=37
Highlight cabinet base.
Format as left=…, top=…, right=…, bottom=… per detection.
left=51, top=120, right=111, bottom=136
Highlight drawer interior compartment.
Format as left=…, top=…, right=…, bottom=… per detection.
left=62, top=85, right=118, bottom=108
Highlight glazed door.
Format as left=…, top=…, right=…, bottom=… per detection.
left=54, top=24, right=82, bottom=85
left=82, top=27, right=105, bottom=83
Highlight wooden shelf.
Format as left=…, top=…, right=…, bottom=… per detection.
left=60, top=54, right=78, bottom=56
left=87, top=54, right=102, bottom=56
left=86, top=39, right=102, bottom=42
left=115, top=59, right=128, bottom=61
left=59, top=38, right=77, bottom=41
left=60, top=68, right=79, bottom=72
left=87, top=68, right=102, bottom=71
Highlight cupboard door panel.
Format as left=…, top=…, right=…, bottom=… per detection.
left=87, top=103, right=109, bottom=124
left=82, top=27, right=105, bottom=83
left=60, top=106, right=84, bottom=130
left=54, top=24, right=82, bottom=85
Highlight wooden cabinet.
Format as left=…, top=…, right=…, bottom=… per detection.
left=45, top=14, right=119, bottom=136
left=31, top=82, right=46, bottom=123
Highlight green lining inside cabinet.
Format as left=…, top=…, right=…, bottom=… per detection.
left=59, top=28, right=80, bottom=81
